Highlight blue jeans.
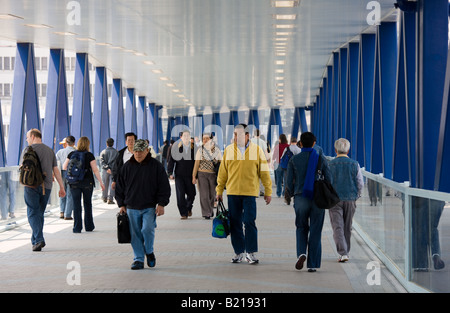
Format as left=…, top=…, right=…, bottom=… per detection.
left=59, top=171, right=73, bottom=218
left=274, top=166, right=285, bottom=197
left=293, top=195, right=325, bottom=268
left=70, top=183, right=94, bottom=233
left=227, top=195, right=258, bottom=254
left=128, top=208, right=157, bottom=263
left=24, top=186, right=51, bottom=245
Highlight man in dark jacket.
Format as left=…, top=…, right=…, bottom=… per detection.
left=111, top=132, right=136, bottom=190
left=115, top=139, right=171, bottom=270
left=167, top=129, right=197, bottom=219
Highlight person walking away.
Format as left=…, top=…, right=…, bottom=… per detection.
left=285, top=132, right=331, bottom=272
left=216, top=124, right=272, bottom=264
left=192, top=133, right=222, bottom=219
left=55, top=136, right=76, bottom=219
left=327, top=138, right=363, bottom=263
left=100, top=138, right=119, bottom=204
left=115, top=140, right=171, bottom=270
left=20, top=129, right=66, bottom=251
left=280, top=137, right=301, bottom=205
left=167, top=129, right=197, bottom=219
left=63, top=137, right=105, bottom=233
left=111, top=132, right=137, bottom=190
left=272, top=134, right=289, bottom=198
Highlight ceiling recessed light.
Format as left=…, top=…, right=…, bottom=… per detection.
left=275, top=24, right=295, bottom=29
left=159, top=77, right=170, bottom=81
left=276, top=77, right=284, bottom=80
left=54, top=31, right=77, bottom=36
left=76, top=37, right=96, bottom=42
left=166, top=83, right=176, bottom=87
left=272, top=1, right=298, bottom=8
left=275, top=14, right=297, bottom=20
left=96, top=42, right=112, bottom=46
left=143, top=60, right=155, bottom=65
left=24, top=23, right=52, bottom=29
left=276, top=52, right=286, bottom=56
left=275, top=60, right=285, bottom=65
left=152, top=69, right=163, bottom=74
left=172, top=89, right=181, bottom=92
left=275, top=69, right=284, bottom=73
left=0, top=14, right=24, bottom=20
left=275, top=37, right=288, bottom=41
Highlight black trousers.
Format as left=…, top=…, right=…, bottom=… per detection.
left=175, top=175, right=196, bottom=217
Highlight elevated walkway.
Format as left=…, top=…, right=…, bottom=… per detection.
left=0, top=182, right=406, bottom=294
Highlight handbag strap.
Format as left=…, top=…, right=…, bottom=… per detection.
left=315, top=155, right=324, bottom=181
left=217, top=199, right=227, bottom=214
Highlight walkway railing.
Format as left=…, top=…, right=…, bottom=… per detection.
left=355, top=169, right=450, bottom=293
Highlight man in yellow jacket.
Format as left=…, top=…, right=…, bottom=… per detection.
left=216, top=124, right=272, bottom=264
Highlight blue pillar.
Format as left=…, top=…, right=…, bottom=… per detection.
left=416, top=0, right=448, bottom=190
left=71, top=53, right=93, bottom=152
left=347, top=42, right=359, bottom=160
left=360, top=33, right=376, bottom=171
left=339, top=47, right=348, bottom=139
left=7, top=43, right=40, bottom=166
left=267, top=108, right=282, bottom=148
left=435, top=47, right=450, bottom=192
left=110, top=79, right=125, bottom=149
left=326, top=66, right=333, bottom=154
left=371, top=22, right=397, bottom=176
left=299, top=107, right=308, bottom=134
left=43, top=49, right=70, bottom=152
left=93, top=67, right=110, bottom=156
left=182, top=116, right=189, bottom=127
left=137, top=96, right=148, bottom=140
left=248, top=109, right=260, bottom=129
left=157, top=106, right=163, bottom=148
left=125, top=88, right=137, bottom=134
left=393, top=12, right=415, bottom=183
left=332, top=52, right=339, bottom=142
left=148, top=103, right=157, bottom=149
left=0, top=100, right=5, bottom=167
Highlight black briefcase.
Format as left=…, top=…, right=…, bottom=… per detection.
left=117, top=213, right=131, bottom=244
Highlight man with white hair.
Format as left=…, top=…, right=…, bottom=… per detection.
left=327, top=138, right=364, bottom=263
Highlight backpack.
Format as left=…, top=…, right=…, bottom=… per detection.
left=19, top=146, right=45, bottom=188
left=66, top=151, right=87, bottom=184
left=279, top=146, right=294, bottom=169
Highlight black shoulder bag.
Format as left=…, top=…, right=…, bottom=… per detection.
left=313, top=156, right=340, bottom=209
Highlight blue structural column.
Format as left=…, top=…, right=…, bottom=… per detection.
left=291, top=107, right=308, bottom=139
left=371, top=22, right=397, bottom=177
left=266, top=108, right=282, bottom=148
left=110, top=79, right=125, bottom=149
left=7, top=43, right=40, bottom=166
left=416, top=0, right=448, bottom=190
left=136, top=96, right=148, bottom=140
left=43, top=49, right=70, bottom=152
left=325, top=66, right=333, bottom=154
left=148, top=103, right=158, bottom=149
left=93, top=67, right=110, bottom=156
left=156, top=106, right=163, bottom=147
left=0, top=100, right=5, bottom=166
left=71, top=53, right=93, bottom=152
left=359, top=33, right=376, bottom=172
left=339, top=47, right=348, bottom=139
left=248, top=109, right=260, bottom=129
left=393, top=11, right=416, bottom=183
left=125, top=88, right=137, bottom=135
left=435, top=46, right=450, bottom=192
left=347, top=42, right=359, bottom=160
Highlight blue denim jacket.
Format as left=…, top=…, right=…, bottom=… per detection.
left=286, top=151, right=331, bottom=197
left=328, top=156, right=362, bottom=201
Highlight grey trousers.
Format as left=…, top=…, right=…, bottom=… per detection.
left=328, top=201, right=356, bottom=256
left=197, top=171, right=217, bottom=218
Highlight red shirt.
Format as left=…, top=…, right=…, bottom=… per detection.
left=273, top=143, right=289, bottom=163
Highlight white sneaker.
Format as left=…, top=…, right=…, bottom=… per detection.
left=231, top=253, right=244, bottom=263
left=338, top=255, right=349, bottom=262
left=246, top=252, right=259, bottom=264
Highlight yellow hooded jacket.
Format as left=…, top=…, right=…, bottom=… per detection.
left=216, top=142, right=272, bottom=197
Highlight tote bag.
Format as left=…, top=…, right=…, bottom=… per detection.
left=212, top=199, right=230, bottom=238
left=313, top=157, right=340, bottom=209
left=117, top=213, right=131, bottom=244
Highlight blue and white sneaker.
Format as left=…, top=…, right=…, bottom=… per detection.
left=231, top=253, right=244, bottom=263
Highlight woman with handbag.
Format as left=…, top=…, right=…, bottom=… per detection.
left=192, top=133, right=222, bottom=219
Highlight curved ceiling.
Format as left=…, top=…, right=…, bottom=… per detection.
left=0, top=0, right=397, bottom=117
